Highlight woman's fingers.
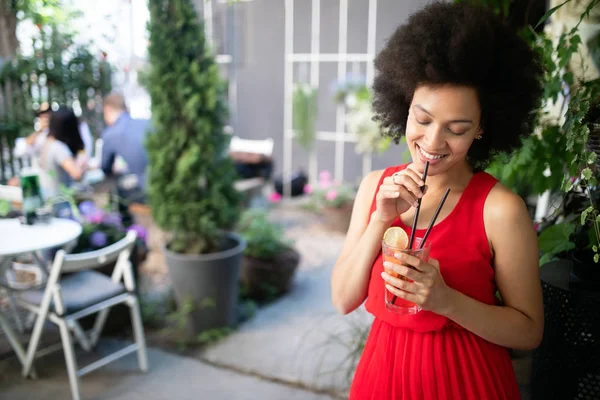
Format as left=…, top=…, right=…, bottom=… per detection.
left=378, top=184, right=419, bottom=206
left=391, top=172, right=424, bottom=197
left=402, top=167, right=426, bottom=187
left=382, top=271, right=417, bottom=294
left=385, top=284, right=419, bottom=304
left=390, top=263, right=421, bottom=281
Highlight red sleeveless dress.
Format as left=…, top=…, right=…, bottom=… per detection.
left=349, top=165, right=521, bottom=400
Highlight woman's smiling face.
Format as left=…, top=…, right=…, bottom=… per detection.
left=405, top=84, right=483, bottom=175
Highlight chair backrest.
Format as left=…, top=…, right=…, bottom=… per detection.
left=60, top=230, right=137, bottom=274
left=229, top=136, right=274, bottom=157
left=0, top=184, right=23, bottom=203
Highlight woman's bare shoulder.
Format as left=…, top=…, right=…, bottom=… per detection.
left=484, top=182, right=529, bottom=222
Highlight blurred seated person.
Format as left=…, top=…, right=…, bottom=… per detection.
left=13, top=103, right=51, bottom=165
left=38, top=107, right=86, bottom=198
left=14, top=103, right=94, bottom=162
left=100, top=93, right=150, bottom=206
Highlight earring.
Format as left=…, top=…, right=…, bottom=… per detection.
left=476, top=134, right=483, bottom=140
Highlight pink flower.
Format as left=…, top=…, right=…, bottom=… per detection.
left=86, top=210, right=104, bottom=224
left=319, top=170, right=332, bottom=182
left=269, top=192, right=282, bottom=203
left=319, top=171, right=332, bottom=188
left=326, top=189, right=338, bottom=201
left=304, top=184, right=313, bottom=194
left=533, top=223, right=540, bottom=231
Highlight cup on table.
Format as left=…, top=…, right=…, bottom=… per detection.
left=382, top=237, right=432, bottom=315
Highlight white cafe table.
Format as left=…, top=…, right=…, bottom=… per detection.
left=0, top=218, right=82, bottom=258
left=0, top=218, right=82, bottom=370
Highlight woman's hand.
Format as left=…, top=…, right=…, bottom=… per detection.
left=382, top=253, right=455, bottom=316
left=372, top=164, right=426, bottom=224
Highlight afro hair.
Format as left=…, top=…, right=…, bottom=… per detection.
left=373, top=2, right=544, bottom=169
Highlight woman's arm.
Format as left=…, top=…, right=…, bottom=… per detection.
left=443, top=186, right=544, bottom=350
left=331, top=170, right=389, bottom=314
left=383, top=184, right=543, bottom=349
left=60, top=158, right=85, bottom=181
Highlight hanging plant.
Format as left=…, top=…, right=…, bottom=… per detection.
left=292, top=83, right=318, bottom=150
left=335, top=80, right=391, bottom=155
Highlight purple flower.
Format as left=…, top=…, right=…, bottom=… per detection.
left=102, top=213, right=122, bottom=228
left=85, top=210, right=104, bottom=224
left=127, top=224, right=147, bottom=243
left=78, top=201, right=97, bottom=216
left=89, top=231, right=107, bottom=248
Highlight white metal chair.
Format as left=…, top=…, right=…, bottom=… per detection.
left=14, top=231, right=148, bottom=400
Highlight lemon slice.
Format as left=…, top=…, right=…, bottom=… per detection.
left=383, top=227, right=409, bottom=249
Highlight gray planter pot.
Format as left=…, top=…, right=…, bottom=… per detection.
left=164, top=232, right=246, bottom=334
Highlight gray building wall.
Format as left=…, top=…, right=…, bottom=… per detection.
left=201, top=0, right=436, bottom=184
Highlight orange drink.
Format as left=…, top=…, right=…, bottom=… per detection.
left=382, top=227, right=431, bottom=314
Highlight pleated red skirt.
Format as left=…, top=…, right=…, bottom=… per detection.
left=349, top=318, right=521, bottom=400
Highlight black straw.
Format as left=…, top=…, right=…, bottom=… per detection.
left=390, top=186, right=450, bottom=307
left=407, top=161, right=429, bottom=250
left=418, top=188, right=451, bottom=249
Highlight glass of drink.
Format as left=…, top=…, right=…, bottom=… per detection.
left=19, top=170, right=44, bottom=225
left=382, top=237, right=432, bottom=315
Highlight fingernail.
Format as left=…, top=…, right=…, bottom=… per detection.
left=393, top=192, right=400, bottom=197
left=413, top=201, right=419, bottom=207
left=394, top=252, right=403, bottom=259
left=380, top=272, right=386, bottom=279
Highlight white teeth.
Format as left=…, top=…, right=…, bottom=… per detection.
left=418, top=146, right=445, bottom=160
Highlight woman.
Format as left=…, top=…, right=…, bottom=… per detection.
left=39, top=107, right=86, bottom=198
left=331, top=3, right=544, bottom=399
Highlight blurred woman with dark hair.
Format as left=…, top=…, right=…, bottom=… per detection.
left=39, top=107, right=86, bottom=197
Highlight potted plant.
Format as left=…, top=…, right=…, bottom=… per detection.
left=305, top=170, right=357, bottom=233
left=538, top=97, right=600, bottom=288
left=146, top=0, right=245, bottom=333
left=532, top=0, right=600, bottom=288
left=334, top=78, right=392, bottom=155
left=237, top=209, right=300, bottom=302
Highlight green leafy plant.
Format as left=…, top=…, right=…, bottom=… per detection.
left=335, top=80, right=392, bottom=155
left=0, top=6, right=111, bottom=138
left=538, top=221, right=577, bottom=265
left=469, top=0, right=600, bottom=264
left=197, top=327, right=234, bottom=345
left=531, top=0, right=600, bottom=263
left=161, top=296, right=242, bottom=350
left=146, top=0, right=242, bottom=255
left=0, top=199, right=11, bottom=216
left=237, top=209, right=293, bottom=259
left=485, top=124, right=572, bottom=197
left=293, top=83, right=318, bottom=150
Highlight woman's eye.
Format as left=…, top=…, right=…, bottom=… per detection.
left=416, top=119, right=430, bottom=126
left=446, top=127, right=466, bottom=136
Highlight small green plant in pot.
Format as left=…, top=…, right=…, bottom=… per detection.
left=146, top=0, right=245, bottom=334
left=237, top=209, right=300, bottom=302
